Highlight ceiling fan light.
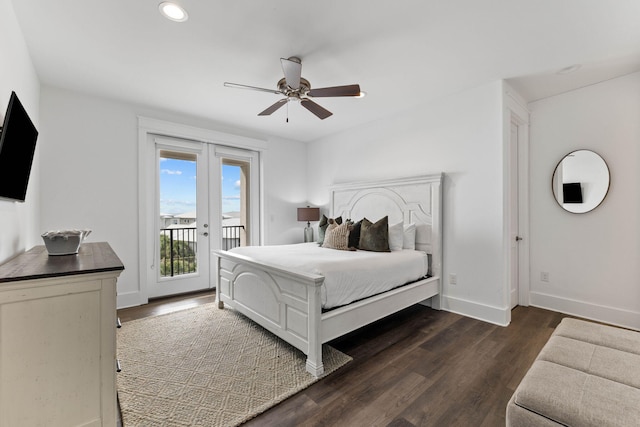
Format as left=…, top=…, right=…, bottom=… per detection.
left=356, top=91, right=367, bottom=98
left=159, top=2, right=188, bottom=22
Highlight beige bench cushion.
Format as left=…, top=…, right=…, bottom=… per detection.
left=553, top=317, right=640, bottom=355
left=538, top=335, right=640, bottom=389
left=506, top=394, right=560, bottom=427
left=508, top=318, right=640, bottom=427
left=512, top=360, right=640, bottom=426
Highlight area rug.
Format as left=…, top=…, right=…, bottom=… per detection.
left=116, top=303, right=352, bottom=426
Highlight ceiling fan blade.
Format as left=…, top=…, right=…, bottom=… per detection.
left=300, top=99, right=333, bottom=120
left=307, top=84, right=361, bottom=97
left=224, top=82, right=282, bottom=95
left=258, top=99, right=288, bottom=116
left=280, top=57, right=302, bottom=89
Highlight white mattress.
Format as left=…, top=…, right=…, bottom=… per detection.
left=229, top=242, right=429, bottom=309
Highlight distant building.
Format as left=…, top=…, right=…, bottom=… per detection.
left=160, top=212, right=196, bottom=228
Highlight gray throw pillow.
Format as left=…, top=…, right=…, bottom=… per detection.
left=359, top=216, right=390, bottom=252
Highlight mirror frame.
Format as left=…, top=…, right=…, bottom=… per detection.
left=551, top=149, right=610, bottom=214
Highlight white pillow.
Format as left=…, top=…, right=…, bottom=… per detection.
left=389, top=222, right=404, bottom=251
left=403, top=223, right=416, bottom=250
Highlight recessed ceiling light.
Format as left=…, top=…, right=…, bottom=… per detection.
left=159, top=2, right=188, bottom=22
left=557, top=64, right=581, bottom=75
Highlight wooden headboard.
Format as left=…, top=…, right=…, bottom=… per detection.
left=329, top=173, right=443, bottom=278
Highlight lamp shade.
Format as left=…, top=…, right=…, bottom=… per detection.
left=297, top=207, right=320, bottom=222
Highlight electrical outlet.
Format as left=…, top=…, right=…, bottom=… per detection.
left=541, top=272, right=549, bottom=282
left=449, top=273, right=457, bottom=285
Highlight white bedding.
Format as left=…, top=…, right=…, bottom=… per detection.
left=229, top=243, right=429, bottom=309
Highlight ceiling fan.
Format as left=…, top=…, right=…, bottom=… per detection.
left=223, top=57, right=362, bottom=120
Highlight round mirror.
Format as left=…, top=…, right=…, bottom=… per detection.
left=552, top=150, right=610, bottom=214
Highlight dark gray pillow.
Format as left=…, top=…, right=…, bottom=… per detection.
left=317, top=215, right=342, bottom=244
left=359, top=216, right=390, bottom=252
left=348, top=219, right=362, bottom=249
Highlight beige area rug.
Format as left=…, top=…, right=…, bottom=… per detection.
left=117, top=303, right=352, bottom=427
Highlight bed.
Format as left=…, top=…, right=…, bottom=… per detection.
left=214, top=173, right=443, bottom=377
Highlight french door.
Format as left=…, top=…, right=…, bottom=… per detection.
left=149, top=136, right=212, bottom=298
left=144, top=135, right=261, bottom=299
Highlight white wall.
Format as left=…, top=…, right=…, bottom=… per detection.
left=528, top=71, right=640, bottom=330
left=0, top=0, right=41, bottom=263
left=40, top=86, right=306, bottom=308
left=262, top=136, right=309, bottom=246
left=307, top=81, right=510, bottom=325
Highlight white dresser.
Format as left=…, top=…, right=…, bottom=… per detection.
left=0, top=242, right=124, bottom=427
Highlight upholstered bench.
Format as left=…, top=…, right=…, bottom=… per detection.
left=506, top=317, right=640, bottom=426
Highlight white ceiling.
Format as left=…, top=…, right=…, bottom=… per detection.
left=10, top=0, right=640, bottom=142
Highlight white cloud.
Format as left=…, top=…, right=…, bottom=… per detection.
left=161, top=169, right=183, bottom=175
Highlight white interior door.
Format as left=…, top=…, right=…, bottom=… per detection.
left=148, top=136, right=211, bottom=298
left=509, top=120, right=520, bottom=309
left=506, top=95, right=530, bottom=310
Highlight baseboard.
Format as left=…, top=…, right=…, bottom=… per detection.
left=441, top=295, right=510, bottom=326
left=530, top=291, right=640, bottom=331
left=117, top=291, right=145, bottom=309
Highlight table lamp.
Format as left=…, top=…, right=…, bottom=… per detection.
left=297, top=206, right=320, bottom=242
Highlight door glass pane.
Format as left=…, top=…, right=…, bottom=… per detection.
left=222, top=162, right=247, bottom=250
left=159, top=150, right=198, bottom=277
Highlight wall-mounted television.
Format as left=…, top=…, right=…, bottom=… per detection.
left=563, top=182, right=583, bottom=204
left=0, top=91, right=39, bottom=202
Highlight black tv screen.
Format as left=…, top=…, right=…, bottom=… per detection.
left=563, top=182, right=583, bottom=204
left=0, top=91, right=39, bottom=202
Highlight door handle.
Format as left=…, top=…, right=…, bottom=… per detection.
left=515, top=236, right=523, bottom=241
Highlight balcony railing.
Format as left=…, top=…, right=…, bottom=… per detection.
left=222, top=225, right=245, bottom=250
left=160, top=225, right=245, bottom=277
left=160, top=227, right=197, bottom=277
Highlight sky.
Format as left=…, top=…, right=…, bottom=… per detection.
left=159, top=157, right=240, bottom=215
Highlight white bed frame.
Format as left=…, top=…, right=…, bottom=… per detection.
left=214, top=173, right=442, bottom=377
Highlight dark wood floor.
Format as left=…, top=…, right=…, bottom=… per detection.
left=117, top=290, right=217, bottom=323
left=117, top=292, right=568, bottom=427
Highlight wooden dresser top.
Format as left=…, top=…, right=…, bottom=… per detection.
left=0, top=242, right=124, bottom=283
